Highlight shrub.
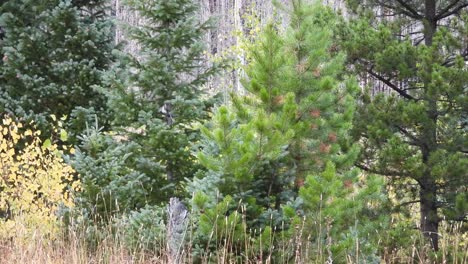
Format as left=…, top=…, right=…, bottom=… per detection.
left=70, top=122, right=154, bottom=222
left=115, top=204, right=167, bottom=253
left=0, top=116, right=78, bottom=239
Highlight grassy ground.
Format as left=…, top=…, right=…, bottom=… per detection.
left=0, top=219, right=466, bottom=264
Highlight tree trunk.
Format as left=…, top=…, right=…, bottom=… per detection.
left=420, top=0, right=439, bottom=251
left=424, top=0, right=437, bottom=46
left=419, top=176, right=439, bottom=251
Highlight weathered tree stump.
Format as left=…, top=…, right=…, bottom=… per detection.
left=167, top=197, right=188, bottom=264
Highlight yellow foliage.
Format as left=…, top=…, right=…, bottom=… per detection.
left=0, top=117, right=79, bottom=239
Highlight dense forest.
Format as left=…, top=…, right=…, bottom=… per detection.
left=0, top=0, right=467, bottom=263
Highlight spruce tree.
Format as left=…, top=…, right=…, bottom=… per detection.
left=107, top=0, right=218, bottom=201
left=339, top=0, right=468, bottom=250
left=0, top=0, right=113, bottom=140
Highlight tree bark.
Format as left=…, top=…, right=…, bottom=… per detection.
left=424, top=0, right=437, bottom=46
left=420, top=0, right=440, bottom=251
left=419, top=175, right=439, bottom=251
left=167, top=198, right=188, bottom=264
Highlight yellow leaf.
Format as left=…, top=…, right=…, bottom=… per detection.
left=11, top=133, right=20, bottom=143
left=42, top=139, right=52, bottom=149
left=60, top=129, right=68, bottom=141
left=9, top=172, right=17, bottom=181
left=2, top=118, right=12, bottom=126
left=7, top=149, right=15, bottom=157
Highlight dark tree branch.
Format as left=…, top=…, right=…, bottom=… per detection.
left=450, top=215, right=468, bottom=222
left=366, top=68, right=418, bottom=100
left=395, top=125, right=423, bottom=147
left=414, top=37, right=426, bottom=46
left=375, top=0, right=423, bottom=19
left=436, top=1, right=468, bottom=20
left=396, top=200, right=422, bottom=208
left=395, top=0, right=424, bottom=19
left=437, top=0, right=462, bottom=18
left=356, top=163, right=410, bottom=177
left=442, top=49, right=468, bottom=66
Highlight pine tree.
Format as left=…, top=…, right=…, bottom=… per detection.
left=0, top=0, right=114, bottom=140
left=106, top=0, right=218, bottom=201
left=190, top=1, right=387, bottom=260
left=339, top=0, right=468, bottom=250
left=195, top=0, right=360, bottom=220
left=194, top=23, right=295, bottom=216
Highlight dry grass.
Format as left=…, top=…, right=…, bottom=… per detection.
left=0, top=231, right=159, bottom=264
left=0, top=216, right=466, bottom=264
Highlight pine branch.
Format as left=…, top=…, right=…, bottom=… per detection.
left=436, top=0, right=468, bottom=20
left=396, top=200, right=421, bottom=208
left=394, top=0, right=424, bottom=19
left=374, top=0, right=423, bottom=19
left=366, top=68, right=418, bottom=101
left=356, top=163, right=410, bottom=177
left=442, top=49, right=468, bottom=66
left=395, top=125, right=423, bottom=147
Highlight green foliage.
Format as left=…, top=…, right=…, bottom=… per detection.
left=193, top=195, right=243, bottom=246
left=338, top=0, right=468, bottom=250
left=0, top=0, right=114, bottom=142
left=103, top=0, right=219, bottom=202
left=298, top=162, right=388, bottom=262
left=116, top=205, right=166, bottom=251
left=189, top=0, right=388, bottom=262
left=1, top=0, right=464, bottom=261
left=70, top=123, right=155, bottom=222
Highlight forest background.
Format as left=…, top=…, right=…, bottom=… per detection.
left=0, top=0, right=467, bottom=263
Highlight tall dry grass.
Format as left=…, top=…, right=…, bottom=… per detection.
left=0, top=212, right=466, bottom=263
